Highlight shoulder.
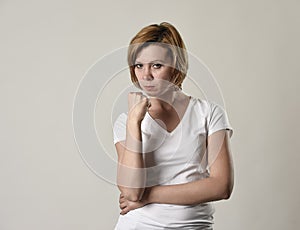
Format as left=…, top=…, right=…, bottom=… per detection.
left=190, top=96, right=224, bottom=116
left=190, top=97, right=233, bottom=137
left=113, top=112, right=128, bottom=144
left=113, top=112, right=128, bottom=129
left=115, top=112, right=128, bottom=122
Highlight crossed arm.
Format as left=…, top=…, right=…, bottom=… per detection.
left=116, top=129, right=234, bottom=215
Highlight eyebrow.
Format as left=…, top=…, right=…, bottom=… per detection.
left=134, top=60, right=167, bottom=64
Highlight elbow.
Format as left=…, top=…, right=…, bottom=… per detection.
left=125, top=190, right=144, bottom=202
left=220, top=181, right=234, bottom=200
left=212, top=177, right=234, bottom=201
left=126, top=193, right=142, bottom=202
left=118, top=186, right=145, bottom=202
left=117, top=165, right=146, bottom=201
left=221, top=188, right=232, bottom=200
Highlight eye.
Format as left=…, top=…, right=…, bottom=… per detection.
left=152, top=63, right=162, bottom=69
left=134, top=63, right=143, bottom=69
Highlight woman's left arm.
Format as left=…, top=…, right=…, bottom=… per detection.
left=147, top=129, right=234, bottom=204
left=119, top=129, right=234, bottom=214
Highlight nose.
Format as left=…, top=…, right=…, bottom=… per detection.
left=142, top=66, right=153, bottom=81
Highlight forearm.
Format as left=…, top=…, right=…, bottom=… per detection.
left=145, top=131, right=234, bottom=205
left=147, top=177, right=232, bottom=205
left=117, top=120, right=146, bottom=201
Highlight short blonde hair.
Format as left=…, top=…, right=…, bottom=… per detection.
left=127, top=22, right=188, bottom=89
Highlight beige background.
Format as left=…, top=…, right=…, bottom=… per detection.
left=1, top=0, right=299, bottom=229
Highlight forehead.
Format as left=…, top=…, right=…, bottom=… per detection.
left=135, top=45, right=171, bottom=63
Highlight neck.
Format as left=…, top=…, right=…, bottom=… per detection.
left=148, top=88, right=183, bottom=109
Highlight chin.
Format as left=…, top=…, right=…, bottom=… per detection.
left=145, top=90, right=170, bottom=99
left=143, top=90, right=158, bottom=97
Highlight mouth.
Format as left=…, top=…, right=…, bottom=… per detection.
left=143, top=85, right=156, bottom=90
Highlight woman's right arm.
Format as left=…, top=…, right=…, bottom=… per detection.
left=115, top=92, right=149, bottom=202
left=118, top=130, right=234, bottom=215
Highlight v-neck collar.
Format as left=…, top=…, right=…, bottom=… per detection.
left=145, top=96, right=192, bottom=136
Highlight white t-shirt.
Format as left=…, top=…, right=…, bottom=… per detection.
left=113, top=97, right=233, bottom=230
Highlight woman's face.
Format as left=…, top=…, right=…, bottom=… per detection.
left=134, top=44, right=174, bottom=96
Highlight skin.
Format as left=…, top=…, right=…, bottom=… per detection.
left=116, top=92, right=148, bottom=201
left=116, top=44, right=234, bottom=215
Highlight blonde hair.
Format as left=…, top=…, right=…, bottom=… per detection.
left=127, top=22, right=188, bottom=89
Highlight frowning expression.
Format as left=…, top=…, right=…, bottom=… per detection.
left=134, top=45, right=174, bottom=96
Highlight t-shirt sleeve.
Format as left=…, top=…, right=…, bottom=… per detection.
left=207, top=102, right=233, bottom=138
left=113, top=113, right=127, bottom=144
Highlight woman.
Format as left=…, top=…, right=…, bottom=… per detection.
left=113, top=22, right=234, bottom=229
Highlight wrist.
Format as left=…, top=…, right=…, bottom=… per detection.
left=125, top=119, right=142, bottom=152
left=127, top=117, right=142, bottom=127
left=126, top=119, right=142, bottom=138
left=143, top=187, right=155, bottom=204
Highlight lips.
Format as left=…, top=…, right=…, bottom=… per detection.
left=143, top=85, right=155, bottom=90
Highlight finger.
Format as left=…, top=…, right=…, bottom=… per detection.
left=128, top=92, right=142, bottom=102
left=119, top=201, right=126, bottom=209
left=119, top=202, right=127, bottom=209
left=120, top=207, right=129, bottom=215
left=140, top=96, right=148, bottom=106
left=119, top=198, right=127, bottom=207
left=135, top=92, right=143, bottom=96
left=119, top=196, right=126, bottom=203
left=137, top=94, right=147, bottom=104
left=147, top=100, right=151, bottom=109
left=132, top=95, right=148, bottom=109
left=128, top=92, right=146, bottom=108
left=129, top=92, right=142, bottom=99
left=129, top=92, right=142, bottom=95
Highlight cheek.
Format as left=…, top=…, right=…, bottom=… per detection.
left=156, top=69, right=173, bottom=80
left=134, top=69, right=142, bottom=80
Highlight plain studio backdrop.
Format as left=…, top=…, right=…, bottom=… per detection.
left=1, top=0, right=299, bottom=229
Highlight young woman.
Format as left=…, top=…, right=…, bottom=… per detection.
left=113, top=22, right=234, bottom=230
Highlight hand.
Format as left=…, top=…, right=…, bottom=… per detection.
left=127, top=92, right=150, bottom=123
left=119, top=193, right=148, bottom=215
